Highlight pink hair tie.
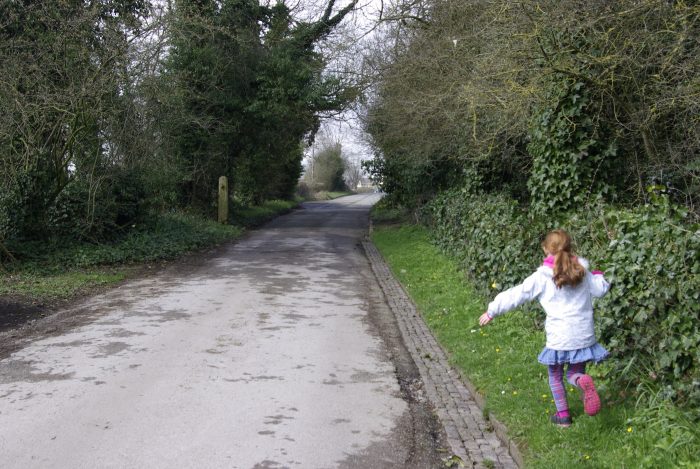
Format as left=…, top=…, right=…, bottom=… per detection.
left=591, top=270, right=604, bottom=275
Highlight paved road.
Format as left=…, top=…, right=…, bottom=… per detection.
left=0, top=194, right=443, bottom=469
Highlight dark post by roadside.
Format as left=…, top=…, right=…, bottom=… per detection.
left=218, top=176, right=228, bottom=224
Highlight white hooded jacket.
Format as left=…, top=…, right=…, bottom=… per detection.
left=486, top=258, right=610, bottom=350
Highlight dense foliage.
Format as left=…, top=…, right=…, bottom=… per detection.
left=366, top=0, right=700, bottom=412
left=0, top=0, right=152, bottom=243
left=0, top=0, right=358, bottom=256
left=166, top=0, right=358, bottom=206
left=366, top=1, right=700, bottom=210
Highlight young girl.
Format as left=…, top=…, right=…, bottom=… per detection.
left=478, top=229, right=610, bottom=427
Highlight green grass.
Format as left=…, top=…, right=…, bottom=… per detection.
left=327, top=191, right=352, bottom=199
left=371, top=224, right=700, bottom=469
left=1, top=199, right=298, bottom=304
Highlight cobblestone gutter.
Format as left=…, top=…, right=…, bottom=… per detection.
left=363, top=240, right=522, bottom=469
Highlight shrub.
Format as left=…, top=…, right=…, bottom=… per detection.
left=230, top=199, right=297, bottom=228
left=48, top=170, right=147, bottom=241
left=426, top=188, right=545, bottom=292
left=296, top=181, right=312, bottom=200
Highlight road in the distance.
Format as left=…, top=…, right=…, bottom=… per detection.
left=0, top=194, right=443, bottom=469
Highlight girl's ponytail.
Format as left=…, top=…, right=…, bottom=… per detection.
left=542, top=230, right=585, bottom=288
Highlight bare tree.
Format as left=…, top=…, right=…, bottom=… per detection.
left=343, top=152, right=363, bottom=190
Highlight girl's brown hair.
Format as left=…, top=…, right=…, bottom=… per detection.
left=542, top=229, right=585, bottom=288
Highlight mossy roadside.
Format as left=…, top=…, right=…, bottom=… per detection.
left=370, top=221, right=700, bottom=468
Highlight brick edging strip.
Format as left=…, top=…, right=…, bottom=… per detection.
left=363, top=240, right=523, bottom=469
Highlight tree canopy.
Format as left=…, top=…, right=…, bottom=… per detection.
left=365, top=0, right=700, bottom=215
left=0, top=0, right=359, bottom=246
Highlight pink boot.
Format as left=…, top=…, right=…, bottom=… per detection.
left=578, top=375, right=601, bottom=416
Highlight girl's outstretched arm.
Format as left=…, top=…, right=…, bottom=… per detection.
left=479, top=312, right=493, bottom=326
left=487, top=271, right=544, bottom=319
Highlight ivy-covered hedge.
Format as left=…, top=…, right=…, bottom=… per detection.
left=426, top=189, right=546, bottom=290
left=425, top=188, right=700, bottom=409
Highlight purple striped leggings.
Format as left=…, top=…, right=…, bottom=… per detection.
left=548, top=362, right=586, bottom=413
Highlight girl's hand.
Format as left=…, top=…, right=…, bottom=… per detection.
left=479, top=312, right=492, bottom=326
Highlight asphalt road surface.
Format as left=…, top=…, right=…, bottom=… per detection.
left=0, top=194, right=444, bottom=469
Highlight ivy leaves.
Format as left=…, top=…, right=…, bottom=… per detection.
left=527, top=78, right=616, bottom=217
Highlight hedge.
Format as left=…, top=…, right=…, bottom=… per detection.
left=424, top=188, right=700, bottom=410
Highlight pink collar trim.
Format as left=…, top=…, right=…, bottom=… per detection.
left=543, top=254, right=577, bottom=268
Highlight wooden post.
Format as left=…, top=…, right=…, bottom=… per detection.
left=218, top=176, right=228, bottom=224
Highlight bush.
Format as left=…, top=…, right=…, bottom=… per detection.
left=49, top=170, right=147, bottom=241
left=426, top=188, right=545, bottom=291
left=0, top=167, right=147, bottom=244
left=370, top=197, right=412, bottom=225
left=424, top=189, right=700, bottom=410
left=296, top=181, right=312, bottom=200
left=6, top=212, right=241, bottom=271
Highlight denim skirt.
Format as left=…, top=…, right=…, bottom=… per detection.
left=537, top=343, right=609, bottom=365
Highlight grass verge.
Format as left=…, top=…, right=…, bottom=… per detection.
left=371, top=223, right=700, bottom=469
left=1, top=199, right=298, bottom=306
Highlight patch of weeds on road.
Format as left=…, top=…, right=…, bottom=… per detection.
left=371, top=225, right=700, bottom=468
left=442, top=454, right=465, bottom=468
